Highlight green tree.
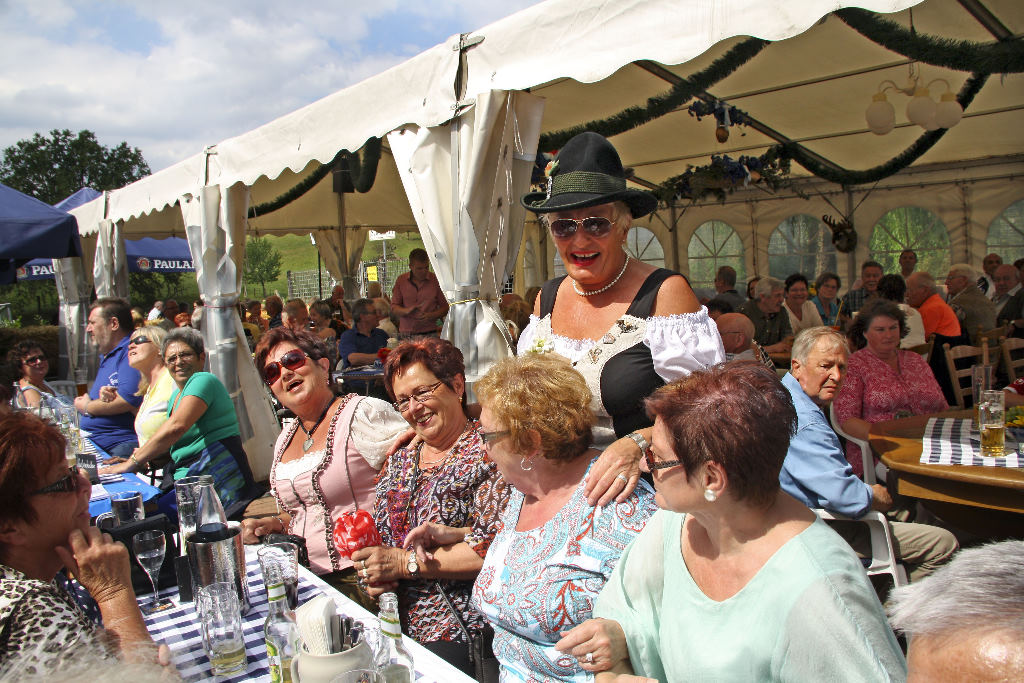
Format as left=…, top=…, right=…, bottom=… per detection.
left=0, top=129, right=150, bottom=204
left=244, top=237, right=283, bottom=296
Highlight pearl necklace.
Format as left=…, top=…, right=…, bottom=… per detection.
left=573, top=254, right=631, bottom=297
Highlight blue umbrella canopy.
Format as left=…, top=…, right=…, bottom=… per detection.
left=0, top=182, right=82, bottom=283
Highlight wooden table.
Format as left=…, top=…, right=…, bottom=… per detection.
left=870, top=410, right=1024, bottom=537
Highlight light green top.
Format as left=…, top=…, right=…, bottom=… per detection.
left=594, top=510, right=906, bottom=683
left=167, top=371, right=240, bottom=476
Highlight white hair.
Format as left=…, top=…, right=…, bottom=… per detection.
left=888, top=541, right=1024, bottom=642
left=754, top=276, right=784, bottom=301
left=948, top=263, right=976, bottom=281
left=791, top=326, right=848, bottom=365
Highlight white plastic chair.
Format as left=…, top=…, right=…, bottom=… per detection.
left=828, top=402, right=887, bottom=486
left=48, top=380, right=78, bottom=400
left=814, top=509, right=908, bottom=588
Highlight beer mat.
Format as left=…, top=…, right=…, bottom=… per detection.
left=89, top=483, right=110, bottom=501
left=920, top=418, right=1022, bottom=468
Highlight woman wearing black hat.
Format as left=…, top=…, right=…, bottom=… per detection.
left=519, top=132, right=724, bottom=507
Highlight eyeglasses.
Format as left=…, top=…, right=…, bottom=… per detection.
left=548, top=216, right=615, bottom=240
left=480, top=430, right=510, bottom=448
left=23, top=355, right=47, bottom=365
left=129, top=335, right=151, bottom=346
left=263, top=349, right=309, bottom=386
left=165, top=350, right=197, bottom=366
left=644, top=447, right=684, bottom=472
left=393, top=380, right=444, bottom=412
left=32, top=467, right=80, bottom=495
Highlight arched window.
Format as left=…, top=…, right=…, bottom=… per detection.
left=687, top=220, right=745, bottom=290
left=987, top=199, right=1024, bottom=265
left=625, top=226, right=665, bottom=268
left=869, top=207, right=950, bottom=277
left=768, top=214, right=837, bottom=281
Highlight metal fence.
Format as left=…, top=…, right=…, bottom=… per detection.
left=285, top=269, right=338, bottom=301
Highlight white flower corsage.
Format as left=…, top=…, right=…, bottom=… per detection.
left=527, top=336, right=554, bottom=354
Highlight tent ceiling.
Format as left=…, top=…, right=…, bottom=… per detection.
left=70, top=0, right=1023, bottom=239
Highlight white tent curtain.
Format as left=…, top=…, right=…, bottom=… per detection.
left=313, top=226, right=369, bottom=290
left=389, top=90, right=544, bottom=384
left=181, top=183, right=280, bottom=481
left=92, top=218, right=128, bottom=298
left=53, top=255, right=95, bottom=385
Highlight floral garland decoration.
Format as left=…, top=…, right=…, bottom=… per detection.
left=248, top=137, right=382, bottom=219
left=836, top=8, right=1024, bottom=74
left=687, top=100, right=749, bottom=129
left=658, top=149, right=791, bottom=204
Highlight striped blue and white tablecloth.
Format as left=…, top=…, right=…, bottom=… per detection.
left=143, top=547, right=473, bottom=682
left=920, top=418, right=1022, bottom=468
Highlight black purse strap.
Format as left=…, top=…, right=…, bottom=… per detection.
left=434, top=580, right=473, bottom=644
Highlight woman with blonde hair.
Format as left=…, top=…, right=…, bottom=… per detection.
left=406, top=354, right=656, bottom=681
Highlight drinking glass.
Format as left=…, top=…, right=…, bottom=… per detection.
left=197, top=582, right=247, bottom=676
left=96, top=490, right=144, bottom=529
left=331, top=671, right=384, bottom=683
left=978, top=389, right=1005, bottom=458
left=133, top=530, right=166, bottom=614
left=258, top=542, right=300, bottom=610
left=971, top=364, right=994, bottom=423
left=175, top=475, right=213, bottom=553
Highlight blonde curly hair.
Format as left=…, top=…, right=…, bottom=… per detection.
left=476, top=353, right=593, bottom=462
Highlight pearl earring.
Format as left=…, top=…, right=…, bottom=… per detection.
left=704, top=488, right=717, bottom=502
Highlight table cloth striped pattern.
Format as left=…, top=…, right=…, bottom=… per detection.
left=920, top=418, right=1022, bottom=468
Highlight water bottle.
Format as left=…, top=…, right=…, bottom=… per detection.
left=264, top=580, right=297, bottom=682
left=376, top=593, right=414, bottom=683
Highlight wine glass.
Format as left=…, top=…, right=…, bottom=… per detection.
left=133, top=530, right=166, bottom=613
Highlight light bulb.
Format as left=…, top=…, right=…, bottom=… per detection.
left=934, top=92, right=963, bottom=128
left=865, top=93, right=895, bottom=135
left=906, top=88, right=937, bottom=129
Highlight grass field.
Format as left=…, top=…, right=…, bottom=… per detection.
left=241, top=231, right=425, bottom=300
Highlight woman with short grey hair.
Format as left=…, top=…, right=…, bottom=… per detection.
left=102, top=323, right=255, bottom=511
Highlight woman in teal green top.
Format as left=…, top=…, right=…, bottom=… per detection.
left=102, top=327, right=253, bottom=509
left=556, top=362, right=906, bottom=682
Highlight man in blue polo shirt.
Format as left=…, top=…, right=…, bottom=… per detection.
left=337, top=298, right=389, bottom=397
left=73, top=297, right=144, bottom=458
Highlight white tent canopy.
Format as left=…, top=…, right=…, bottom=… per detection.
left=64, top=0, right=1023, bottom=475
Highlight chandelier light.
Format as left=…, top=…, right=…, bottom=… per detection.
left=864, top=64, right=963, bottom=136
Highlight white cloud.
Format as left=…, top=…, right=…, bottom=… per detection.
left=0, top=0, right=540, bottom=171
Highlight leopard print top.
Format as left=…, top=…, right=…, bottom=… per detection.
left=0, top=564, right=105, bottom=675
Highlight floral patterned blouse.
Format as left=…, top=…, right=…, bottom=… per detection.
left=834, top=348, right=947, bottom=475
left=473, top=459, right=657, bottom=681
left=374, top=420, right=510, bottom=644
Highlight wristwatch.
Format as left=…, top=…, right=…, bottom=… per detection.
left=626, top=431, right=650, bottom=454
left=406, top=550, right=420, bottom=577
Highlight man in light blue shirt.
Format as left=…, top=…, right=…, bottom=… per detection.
left=780, top=327, right=957, bottom=581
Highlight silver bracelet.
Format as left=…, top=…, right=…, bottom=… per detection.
left=626, top=431, right=650, bottom=454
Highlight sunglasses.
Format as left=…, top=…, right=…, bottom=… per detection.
left=548, top=216, right=615, bottom=240
left=480, top=430, right=510, bottom=448
left=129, top=335, right=151, bottom=346
left=644, top=447, right=684, bottom=472
left=392, top=380, right=444, bottom=412
left=32, top=467, right=80, bottom=495
left=23, top=355, right=47, bottom=365
left=263, top=349, right=309, bottom=386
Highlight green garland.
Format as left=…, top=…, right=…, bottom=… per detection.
left=836, top=8, right=1024, bottom=74
left=538, top=38, right=768, bottom=150
left=247, top=137, right=382, bottom=218
left=770, top=71, right=989, bottom=187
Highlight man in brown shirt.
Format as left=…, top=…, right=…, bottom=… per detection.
left=390, top=249, right=449, bottom=338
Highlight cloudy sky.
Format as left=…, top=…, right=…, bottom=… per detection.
left=0, top=0, right=542, bottom=171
